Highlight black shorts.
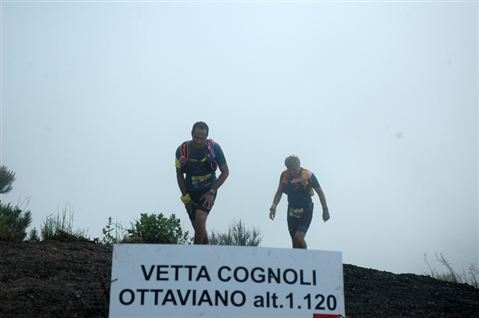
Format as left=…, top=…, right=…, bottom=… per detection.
left=287, top=203, right=314, bottom=239
left=188, top=188, right=217, bottom=221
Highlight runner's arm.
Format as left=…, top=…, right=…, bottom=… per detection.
left=269, top=180, right=283, bottom=220
left=211, top=163, right=229, bottom=191
left=314, top=186, right=330, bottom=222
left=176, top=168, right=188, bottom=196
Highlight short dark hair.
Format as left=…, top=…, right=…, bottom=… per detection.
left=285, top=155, right=300, bottom=169
left=191, top=121, right=209, bottom=136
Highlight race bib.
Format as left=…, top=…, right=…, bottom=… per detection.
left=288, top=207, right=304, bottom=218
left=191, top=173, right=212, bottom=189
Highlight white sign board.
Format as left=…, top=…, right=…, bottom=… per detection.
left=109, top=244, right=344, bottom=318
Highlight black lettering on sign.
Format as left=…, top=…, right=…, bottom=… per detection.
left=218, top=266, right=231, bottom=282
left=151, top=289, right=163, bottom=305
left=283, top=268, right=298, bottom=284
left=119, top=289, right=135, bottom=305
left=197, top=266, right=211, bottom=281
left=251, top=267, right=265, bottom=283
left=198, top=290, right=213, bottom=306
left=157, top=265, right=169, bottom=281
left=300, top=269, right=316, bottom=285
left=137, top=289, right=149, bottom=305
left=141, top=265, right=155, bottom=280
left=162, top=289, right=177, bottom=305
left=177, top=289, right=191, bottom=305
left=184, top=265, right=197, bottom=281
left=231, top=290, right=246, bottom=307
left=234, top=267, right=248, bottom=282
left=171, top=265, right=184, bottom=280
left=215, top=290, right=228, bottom=306
left=268, top=268, right=280, bottom=284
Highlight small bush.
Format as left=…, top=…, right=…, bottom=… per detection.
left=41, top=204, right=89, bottom=242
left=0, top=202, right=32, bottom=241
left=27, top=227, right=40, bottom=242
left=424, top=252, right=479, bottom=288
left=0, top=166, right=16, bottom=194
left=0, top=166, right=31, bottom=241
left=101, top=217, right=128, bottom=246
left=209, top=219, right=263, bottom=246
left=127, top=213, right=192, bottom=244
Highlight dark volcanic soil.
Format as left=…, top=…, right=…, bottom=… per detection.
left=1, top=241, right=478, bottom=318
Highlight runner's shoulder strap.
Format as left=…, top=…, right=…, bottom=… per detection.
left=180, top=139, right=217, bottom=170
left=281, top=168, right=314, bottom=196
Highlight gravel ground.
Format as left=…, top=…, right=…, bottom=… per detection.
left=1, top=240, right=478, bottom=318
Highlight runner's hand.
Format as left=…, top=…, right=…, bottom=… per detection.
left=322, top=211, right=330, bottom=222
left=269, top=209, right=276, bottom=220
left=201, top=192, right=215, bottom=209
left=185, top=200, right=196, bottom=214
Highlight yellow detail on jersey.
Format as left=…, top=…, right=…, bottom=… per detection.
left=191, top=173, right=212, bottom=181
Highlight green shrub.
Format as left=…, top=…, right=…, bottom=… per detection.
left=101, top=217, right=128, bottom=246
left=0, top=166, right=32, bottom=241
left=209, top=219, right=263, bottom=246
left=127, top=213, right=192, bottom=244
left=41, top=204, right=89, bottom=242
left=0, top=202, right=32, bottom=241
left=27, top=227, right=40, bottom=241
left=0, top=166, right=16, bottom=194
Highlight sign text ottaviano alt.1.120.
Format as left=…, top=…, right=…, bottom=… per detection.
left=109, top=244, right=345, bottom=318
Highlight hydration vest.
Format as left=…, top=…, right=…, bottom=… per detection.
left=179, top=139, right=217, bottom=172
left=281, top=168, right=314, bottom=196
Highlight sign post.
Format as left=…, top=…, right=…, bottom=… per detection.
left=109, top=244, right=344, bottom=317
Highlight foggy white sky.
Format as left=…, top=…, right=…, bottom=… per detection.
left=1, top=1, right=477, bottom=276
